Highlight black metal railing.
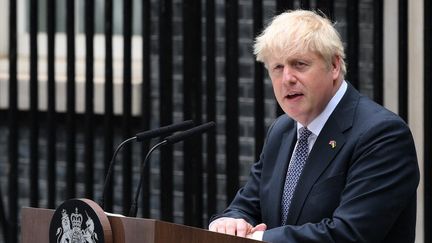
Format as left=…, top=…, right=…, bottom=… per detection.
left=424, top=1, right=432, bottom=242
left=7, top=0, right=18, bottom=241
left=1, top=1, right=431, bottom=243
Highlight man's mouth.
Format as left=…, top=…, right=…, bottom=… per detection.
left=286, top=92, right=303, bottom=99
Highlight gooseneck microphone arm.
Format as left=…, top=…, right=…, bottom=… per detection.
left=128, top=121, right=216, bottom=217
left=99, top=136, right=136, bottom=209
left=99, top=120, right=195, bottom=210
left=128, top=140, right=168, bottom=217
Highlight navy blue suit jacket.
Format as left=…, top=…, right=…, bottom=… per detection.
left=212, top=84, right=419, bottom=243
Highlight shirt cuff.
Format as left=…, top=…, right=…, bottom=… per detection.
left=251, top=231, right=264, bottom=241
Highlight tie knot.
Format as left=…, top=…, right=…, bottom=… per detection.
left=299, top=127, right=312, bottom=141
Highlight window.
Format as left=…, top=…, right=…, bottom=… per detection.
left=0, top=0, right=145, bottom=115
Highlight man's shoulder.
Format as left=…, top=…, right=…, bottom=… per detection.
left=271, top=115, right=295, bottom=132
left=261, top=115, right=296, bottom=145
left=341, top=85, right=407, bottom=128
left=356, top=95, right=406, bottom=125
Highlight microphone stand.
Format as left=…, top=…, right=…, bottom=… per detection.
left=129, top=140, right=167, bottom=217
left=128, top=122, right=215, bottom=217
left=99, top=136, right=136, bottom=210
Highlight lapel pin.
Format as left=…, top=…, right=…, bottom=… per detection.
left=329, top=140, right=336, bottom=149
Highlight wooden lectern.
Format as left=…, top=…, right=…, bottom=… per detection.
left=21, top=207, right=264, bottom=243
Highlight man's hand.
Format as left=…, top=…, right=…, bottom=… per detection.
left=209, top=218, right=254, bottom=237
left=209, top=218, right=267, bottom=240
left=246, top=223, right=267, bottom=240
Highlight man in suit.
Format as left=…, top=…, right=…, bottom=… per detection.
left=209, top=10, right=419, bottom=243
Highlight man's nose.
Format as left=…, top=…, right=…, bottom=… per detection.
left=282, top=66, right=296, bottom=84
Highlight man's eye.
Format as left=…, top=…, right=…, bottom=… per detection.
left=273, top=65, right=283, bottom=70
left=293, top=61, right=307, bottom=69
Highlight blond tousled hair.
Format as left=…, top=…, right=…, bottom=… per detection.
left=254, top=10, right=346, bottom=77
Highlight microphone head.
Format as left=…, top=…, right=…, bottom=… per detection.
left=135, top=120, right=195, bottom=141
left=165, top=121, right=215, bottom=145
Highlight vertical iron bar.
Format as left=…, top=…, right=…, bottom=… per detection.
left=276, top=0, right=293, bottom=13
left=274, top=0, right=293, bottom=116
left=346, top=0, right=359, bottom=89
left=398, top=0, right=408, bottom=122
left=205, top=0, right=217, bottom=220
left=424, top=0, right=431, bottom=241
left=373, top=0, right=383, bottom=105
left=141, top=0, right=151, bottom=218
left=8, top=0, right=18, bottom=241
left=46, top=0, right=57, bottom=209
left=159, top=0, right=173, bottom=221
left=253, top=0, right=265, bottom=161
left=0, top=185, right=7, bottom=242
left=122, top=0, right=133, bottom=215
left=183, top=0, right=202, bottom=227
left=66, top=0, right=77, bottom=199
left=84, top=0, right=95, bottom=199
left=29, top=0, right=39, bottom=207
left=316, top=0, right=334, bottom=20
left=299, top=0, right=310, bottom=10
left=225, top=0, right=239, bottom=203
left=103, top=0, right=114, bottom=212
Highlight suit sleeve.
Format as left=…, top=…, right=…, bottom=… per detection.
left=209, top=117, right=283, bottom=226
left=263, top=117, right=419, bottom=243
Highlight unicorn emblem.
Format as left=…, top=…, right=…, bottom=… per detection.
left=83, top=211, right=98, bottom=243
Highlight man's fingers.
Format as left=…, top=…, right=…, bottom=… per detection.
left=209, top=222, right=217, bottom=232
left=225, top=220, right=237, bottom=235
left=235, top=219, right=250, bottom=237
left=252, top=223, right=267, bottom=232
left=217, top=223, right=227, bottom=234
left=209, top=218, right=254, bottom=237
left=209, top=220, right=226, bottom=234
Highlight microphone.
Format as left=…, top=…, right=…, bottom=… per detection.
left=135, top=120, right=194, bottom=141
left=99, top=120, right=195, bottom=210
left=164, top=121, right=216, bottom=145
left=128, top=121, right=216, bottom=217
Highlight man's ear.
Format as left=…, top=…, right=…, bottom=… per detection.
left=331, top=55, right=342, bottom=80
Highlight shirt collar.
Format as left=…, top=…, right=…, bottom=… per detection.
left=297, top=80, right=348, bottom=138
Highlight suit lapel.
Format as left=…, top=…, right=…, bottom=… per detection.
left=285, top=84, right=359, bottom=225
left=286, top=119, right=345, bottom=225
left=267, top=123, right=297, bottom=227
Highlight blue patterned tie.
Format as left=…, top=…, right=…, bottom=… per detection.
left=281, top=127, right=312, bottom=225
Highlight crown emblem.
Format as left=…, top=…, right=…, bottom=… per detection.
left=70, top=207, right=83, bottom=229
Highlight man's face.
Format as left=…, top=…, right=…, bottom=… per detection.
left=267, top=51, right=341, bottom=126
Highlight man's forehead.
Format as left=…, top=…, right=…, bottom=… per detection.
left=266, top=51, right=320, bottom=63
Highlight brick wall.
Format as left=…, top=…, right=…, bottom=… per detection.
left=0, top=0, right=375, bottom=240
